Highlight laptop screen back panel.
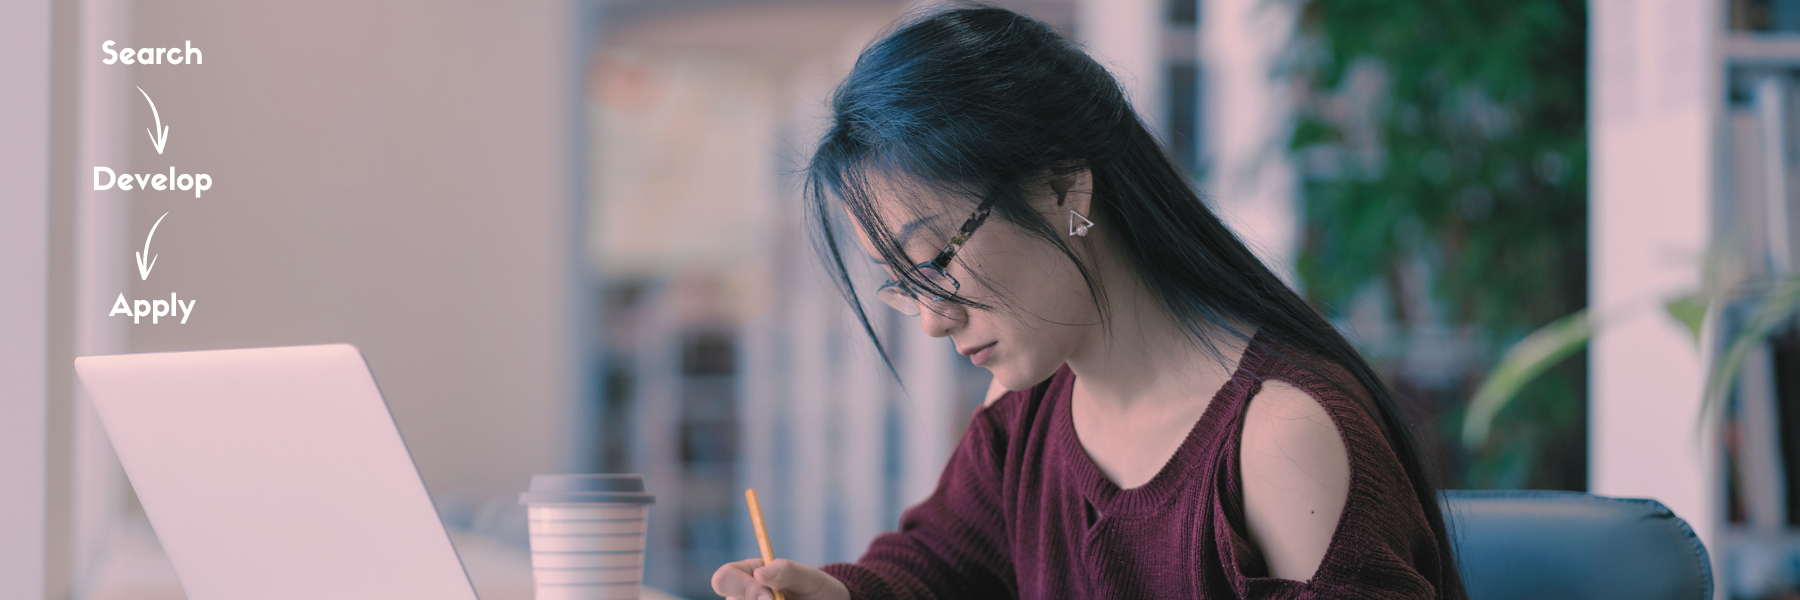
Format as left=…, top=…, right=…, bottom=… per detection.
left=75, top=344, right=479, bottom=600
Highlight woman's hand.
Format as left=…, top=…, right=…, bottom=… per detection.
left=711, top=557, right=851, bottom=600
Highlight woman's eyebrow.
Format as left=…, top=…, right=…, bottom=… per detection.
left=895, top=214, right=940, bottom=244
left=866, top=214, right=939, bottom=268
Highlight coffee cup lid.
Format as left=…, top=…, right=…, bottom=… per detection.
left=519, top=474, right=656, bottom=505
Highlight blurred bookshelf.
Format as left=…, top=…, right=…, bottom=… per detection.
left=1727, top=33, right=1800, bottom=65
left=1722, top=3, right=1800, bottom=598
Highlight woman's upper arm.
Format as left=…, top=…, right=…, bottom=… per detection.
left=1238, top=381, right=1351, bottom=582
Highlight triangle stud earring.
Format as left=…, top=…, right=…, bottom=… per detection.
left=1069, top=209, right=1095, bottom=237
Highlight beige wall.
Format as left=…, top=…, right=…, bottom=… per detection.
left=2, top=0, right=52, bottom=597
left=117, top=0, right=583, bottom=501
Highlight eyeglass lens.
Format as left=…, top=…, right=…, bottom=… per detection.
left=877, top=266, right=958, bottom=316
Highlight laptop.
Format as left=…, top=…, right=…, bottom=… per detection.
left=75, top=344, right=481, bottom=600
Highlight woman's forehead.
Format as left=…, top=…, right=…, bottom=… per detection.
left=845, top=205, right=943, bottom=260
left=852, top=175, right=962, bottom=241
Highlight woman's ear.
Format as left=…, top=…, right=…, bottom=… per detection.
left=1048, top=169, right=1094, bottom=217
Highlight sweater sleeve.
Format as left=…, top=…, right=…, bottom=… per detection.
left=820, top=404, right=1017, bottom=600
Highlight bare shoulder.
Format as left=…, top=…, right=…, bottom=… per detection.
left=1238, top=381, right=1351, bottom=581
left=1242, top=382, right=1346, bottom=464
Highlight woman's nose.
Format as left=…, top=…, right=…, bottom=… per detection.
left=916, top=301, right=965, bottom=338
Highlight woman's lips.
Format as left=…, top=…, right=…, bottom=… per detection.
left=967, top=342, right=997, bottom=366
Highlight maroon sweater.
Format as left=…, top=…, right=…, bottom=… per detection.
left=821, top=339, right=1446, bottom=599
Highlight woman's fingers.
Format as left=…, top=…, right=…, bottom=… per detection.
left=712, top=557, right=774, bottom=600
left=715, top=557, right=850, bottom=600
left=752, top=559, right=806, bottom=593
left=753, top=559, right=851, bottom=600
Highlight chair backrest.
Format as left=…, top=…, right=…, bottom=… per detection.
left=1442, top=490, right=1712, bottom=600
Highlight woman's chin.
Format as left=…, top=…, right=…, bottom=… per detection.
left=992, top=362, right=1059, bottom=392
left=984, top=366, right=1021, bottom=391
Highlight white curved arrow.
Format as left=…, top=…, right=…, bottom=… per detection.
left=137, top=86, right=169, bottom=154
left=136, top=212, right=168, bottom=281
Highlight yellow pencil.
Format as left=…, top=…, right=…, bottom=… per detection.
left=745, top=488, right=788, bottom=600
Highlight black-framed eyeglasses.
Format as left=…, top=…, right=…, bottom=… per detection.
left=875, top=192, right=999, bottom=316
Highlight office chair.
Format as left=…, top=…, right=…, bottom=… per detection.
left=1443, top=490, right=1712, bottom=600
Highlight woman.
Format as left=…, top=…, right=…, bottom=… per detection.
left=713, top=5, right=1466, bottom=599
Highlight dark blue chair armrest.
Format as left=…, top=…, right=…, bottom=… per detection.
left=1441, top=490, right=1712, bottom=600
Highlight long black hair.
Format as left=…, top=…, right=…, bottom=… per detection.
left=807, top=5, right=1465, bottom=597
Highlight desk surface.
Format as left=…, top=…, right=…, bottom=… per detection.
left=92, top=518, right=687, bottom=600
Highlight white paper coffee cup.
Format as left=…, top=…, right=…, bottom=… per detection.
left=520, top=474, right=656, bottom=600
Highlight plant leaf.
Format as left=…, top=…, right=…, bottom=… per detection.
left=1702, top=277, right=1800, bottom=424
left=1462, top=309, right=1591, bottom=448
left=1664, top=293, right=1707, bottom=343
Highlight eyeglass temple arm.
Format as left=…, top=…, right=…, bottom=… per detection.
left=927, top=193, right=1000, bottom=269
